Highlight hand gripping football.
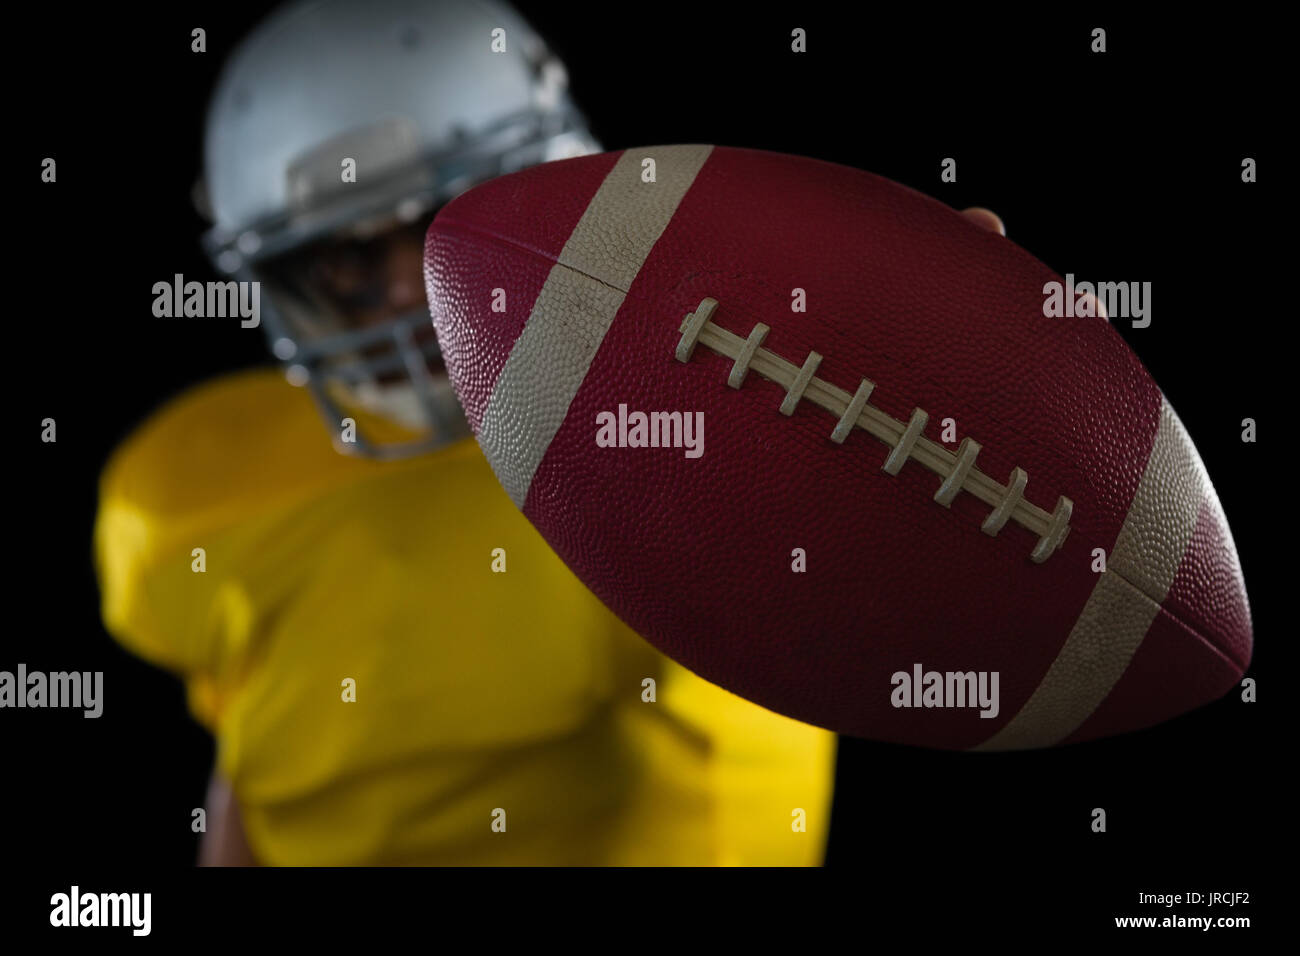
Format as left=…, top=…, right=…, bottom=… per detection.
left=424, top=145, right=1251, bottom=750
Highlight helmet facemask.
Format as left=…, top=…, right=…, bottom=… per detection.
left=198, top=0, right=602, bottom=457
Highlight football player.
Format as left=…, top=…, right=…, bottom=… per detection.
left=94, top=0, right=836, bottom=865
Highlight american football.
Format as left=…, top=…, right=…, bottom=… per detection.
left=424, top=144, right=1252, bottom=750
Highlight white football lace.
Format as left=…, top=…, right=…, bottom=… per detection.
left=675, top=297, right=1073, bottom=563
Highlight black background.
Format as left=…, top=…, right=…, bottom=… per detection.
left=7, top=1, right=1280, bottom=937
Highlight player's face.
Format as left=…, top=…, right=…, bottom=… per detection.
left=302, top=218, right=431, bottom=332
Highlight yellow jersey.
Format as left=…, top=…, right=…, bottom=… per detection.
left=94, top=368, right=835, bottom=865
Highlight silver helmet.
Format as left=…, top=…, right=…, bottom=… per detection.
left=200, top=0, right=600, bottom=458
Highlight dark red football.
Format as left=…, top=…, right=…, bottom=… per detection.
left=424, top=145, right=1251, bottom=750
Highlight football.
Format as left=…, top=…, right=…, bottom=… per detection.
left=424, top=145, right=1251, bottom=750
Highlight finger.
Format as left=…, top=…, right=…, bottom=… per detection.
left=961, top=207, right=1006, bottom=236
left=1072, top=288, right=1110, bottom=322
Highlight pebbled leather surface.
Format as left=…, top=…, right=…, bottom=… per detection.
left=469, top=146, right=714, bottom=508
left=425, top=146, right=1252, bottom=748
left=426, top=150, right=621, bottom=434
left=1066, top=592, right=1245, bottom=745
left=1165, top=482, right=1252, bottom=670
